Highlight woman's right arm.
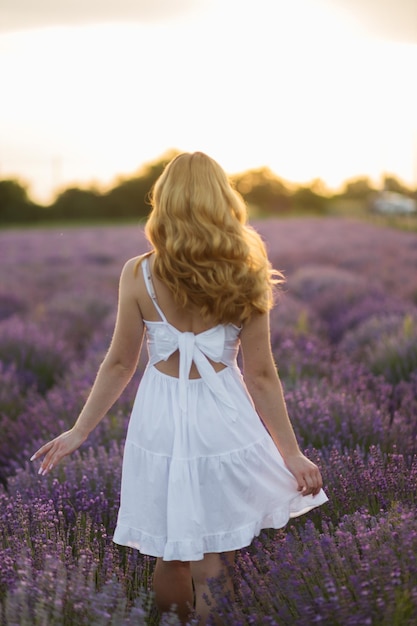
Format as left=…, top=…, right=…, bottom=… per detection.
left=240, top=311, right=323, bottom=496
left=31, top=257, right=145, bottom=475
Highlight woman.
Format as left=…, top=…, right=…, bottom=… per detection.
left=32, top=152, right=327, bottom=624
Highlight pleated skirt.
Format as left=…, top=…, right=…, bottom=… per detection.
left=113, top=364, right=328, bottom=561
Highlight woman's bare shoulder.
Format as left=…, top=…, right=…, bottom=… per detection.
left=122, top=251, right=153, bottom=274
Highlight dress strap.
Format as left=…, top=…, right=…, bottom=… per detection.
left=141, top=257, right=168, bottom=322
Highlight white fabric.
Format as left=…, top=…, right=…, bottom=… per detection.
left=113, top=257, right=328, bottom=561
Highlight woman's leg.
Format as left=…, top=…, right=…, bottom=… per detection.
left=152, top=558, right=194, bottom=624
left=191, top=551, right=235, bottom=624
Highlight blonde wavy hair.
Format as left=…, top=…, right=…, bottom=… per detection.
left=141, top=152, right=284, bottom=325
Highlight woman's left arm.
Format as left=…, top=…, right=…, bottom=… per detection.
left=31, top=258, right=144, bottom=474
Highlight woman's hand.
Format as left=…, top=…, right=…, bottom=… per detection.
left=30, top=427, right=88, bottom=476
left=284, top=452, right=323, bottom=496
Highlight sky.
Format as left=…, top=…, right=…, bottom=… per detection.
left=0, top=0, right=416, bottom=203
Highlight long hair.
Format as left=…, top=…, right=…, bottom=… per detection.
left=142, top=152, right=284, bottom=324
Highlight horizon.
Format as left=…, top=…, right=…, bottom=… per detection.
left=8, top=148, right=417, bottom=210
left=1, top=0, right=416, bottom=203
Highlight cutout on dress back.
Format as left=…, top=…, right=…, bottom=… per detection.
left=141, top=257, right=227, bottom=380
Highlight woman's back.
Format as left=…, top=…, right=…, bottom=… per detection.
left=142, top=255, right=234, bottom=333
left=138, top=253, right=239, bottom=379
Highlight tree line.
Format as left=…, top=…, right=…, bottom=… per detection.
left=0, top=150, right=415, bottom=224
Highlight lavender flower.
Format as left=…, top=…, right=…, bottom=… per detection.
left=1, top=218, right=417, bottom=623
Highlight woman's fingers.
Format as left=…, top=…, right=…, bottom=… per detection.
left=38, top=449, right=57, bottom=475
left=30, top=441, right=53, bottom=462
left=34, top=441, right=59, bottom=475
left=30, top=429, right=85, bottom=476
left=30, top=442, right=57, bottom=474
left=293, top=464, right=323, bottom=496
left=30, top=433, right=69, bottom=476
left=300, top=470, right=322, bottom=496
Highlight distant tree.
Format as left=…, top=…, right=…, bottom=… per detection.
left=309, top=178, right=329, bottom=196
left=51, top=188, right=102, bottom=220
left=103, top=150, right=180, bottom=220
left=103, top=179, right=150, bottom=219
left=0, top=179, right=40, bottom=222
left=232, top=167, right=291, bottom=214
left=341, top=177, right=376, bottom=199
left=291, top=186, right=329, bottom=213
left=382, top=174, right=411, bottom=195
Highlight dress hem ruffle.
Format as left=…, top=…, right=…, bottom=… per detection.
left=112, top=490, right=328, bottom=561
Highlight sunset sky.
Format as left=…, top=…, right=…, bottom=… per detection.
left=1, top=0, right=416, bottom=203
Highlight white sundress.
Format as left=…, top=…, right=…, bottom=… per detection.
left=113, top=257, right=328, bottom=561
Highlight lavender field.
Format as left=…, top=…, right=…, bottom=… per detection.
left=1, top=217, right=417, bottom=625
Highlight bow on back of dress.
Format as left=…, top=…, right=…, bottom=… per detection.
left=142, top=256, right=238, bottom=419
left=147, top=323, right=238, bottom=418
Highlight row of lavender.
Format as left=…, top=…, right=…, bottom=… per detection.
left=1, top=218, right=417, bottom=625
